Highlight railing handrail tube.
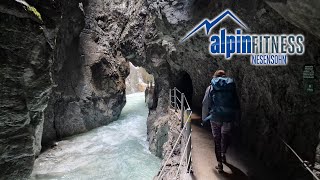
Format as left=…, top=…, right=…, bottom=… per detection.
left=184, top=95, right=190, bottom=110
left=175, top=88, right=182, bottom=94
left=174, top=133, right=192, bottom=179
left=170, top=87, right=317, bottom=179
left=158, top=87, right=193, bottom=179
left=280, top=137, right=319, bottom=180
left=157, top=112, right=192, bottom=180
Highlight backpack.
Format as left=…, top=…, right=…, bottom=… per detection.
left=209, top=77, right=238, bottom=121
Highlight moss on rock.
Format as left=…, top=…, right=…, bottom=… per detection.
left=26, top=5, right=42, bottom=21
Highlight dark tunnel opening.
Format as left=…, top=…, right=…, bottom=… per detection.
left=174, top=71, right=194, bottom=108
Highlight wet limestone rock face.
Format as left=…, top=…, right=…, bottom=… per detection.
left=42, top=0, right=130, bottom=145
left=1, top=0, right=319, bottom=179
left=120, top=0, right=320, bottom=179
left=0, top=0, right=55, bottom=178
left=0, top=0, right=131, bottom=178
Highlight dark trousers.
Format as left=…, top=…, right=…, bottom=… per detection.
left=210, top=120, right=232, bottom=163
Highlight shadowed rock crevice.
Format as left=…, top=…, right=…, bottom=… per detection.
left=42, top=0, right=86, bottom=146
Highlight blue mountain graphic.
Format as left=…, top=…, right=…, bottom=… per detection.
left=181, top=9, right=248, bottom=42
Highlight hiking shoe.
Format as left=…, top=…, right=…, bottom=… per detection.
left=222, top=154, right=226, bottom=163
left=215, top=163, right=223, bottom=173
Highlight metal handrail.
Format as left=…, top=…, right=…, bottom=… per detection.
left=175, top=88, right=182, bottom=94
left=176, top=97, right=181, bottom=104
left=159, top=87, right=193, bottom=179
left=279, top=137, right=319, bottom=180
left=186, top=151, right=192, bottom=173
left=157, top=112, right=192, bottom=180
left=175, top=133, right=192, bottom=179
left=169, top=87, right=318, bottom=179
left=184, top=95, right=190, bottom=110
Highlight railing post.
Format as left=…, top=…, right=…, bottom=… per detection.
left=186, top=108, right=192, bottom=172
left=180, top=93, right=185, bottom=129
left=174, top=87, right=177, bottom=112
left=169, top=88, right=171, bottom=108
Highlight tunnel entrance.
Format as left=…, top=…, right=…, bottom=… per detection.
left=174, top=71, right=193, bottom=108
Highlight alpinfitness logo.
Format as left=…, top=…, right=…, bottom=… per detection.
left=181, top=9, right=305, bottom=66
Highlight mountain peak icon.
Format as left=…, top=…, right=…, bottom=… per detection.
left=181, top=9, right=248, bottom=42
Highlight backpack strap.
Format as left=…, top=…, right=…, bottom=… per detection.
left=209, top=84, right=214, bottom=97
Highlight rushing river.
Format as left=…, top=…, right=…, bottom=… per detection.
left=31, top=92, right=161, bottom=180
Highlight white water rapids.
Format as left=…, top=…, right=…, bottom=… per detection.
left=31, top=92, right=161, bottom=180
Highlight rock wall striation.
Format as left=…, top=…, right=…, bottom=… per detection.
left=42, top=0, right=130, bottom=146
left=0, top=0, right=57, bottom=178
left=0, top=0, right=130, bottom=178
left=119, top=0, right=320, bottom=179
left=1, top=0, right=320, bottom=179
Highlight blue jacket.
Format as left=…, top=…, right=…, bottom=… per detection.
left=203, top=77, right=239, bottom=122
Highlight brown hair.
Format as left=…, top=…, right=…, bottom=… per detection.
left=213, top=70, right=226, bottom=77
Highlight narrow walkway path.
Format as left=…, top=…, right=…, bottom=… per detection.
left=188, top=113, right=276, bottom=180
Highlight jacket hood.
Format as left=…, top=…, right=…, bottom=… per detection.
left=211, top=77, right=235, bottom=91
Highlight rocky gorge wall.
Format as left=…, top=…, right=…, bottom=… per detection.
left=42, top=0, right=130, bottom=147
left=119, top=0, right=320, bottom=179
left=0, top=0, right=58, bottom=178
left=1, top=0, right=320, bottom=179
left=0, top=0, right=130, bottom=179
left=149, top=110, right=187, bottom=180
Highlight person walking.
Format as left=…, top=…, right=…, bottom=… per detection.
left=202, top=70, right=239, bottom=173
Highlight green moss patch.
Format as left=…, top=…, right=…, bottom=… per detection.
left=26, top=5, right=42, bottom=21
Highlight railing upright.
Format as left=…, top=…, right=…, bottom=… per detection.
left=174, top=87, right=177, bottom=112
left=186, top=108, right=192, bottom=172
left=180, top=93, right=185, bottom=129
left=169, top=88, right=171, bottom=107
left=167, top=87, right=318, bottom=179
left=161, top=87, right=192, bottom=179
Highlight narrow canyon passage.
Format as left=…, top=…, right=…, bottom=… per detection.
left=30, top=93, right=161, bottom=180
left=1, top=0, right=320, bottom=179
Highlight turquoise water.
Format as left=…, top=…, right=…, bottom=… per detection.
left=31, top=92, right=161, bottom=180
